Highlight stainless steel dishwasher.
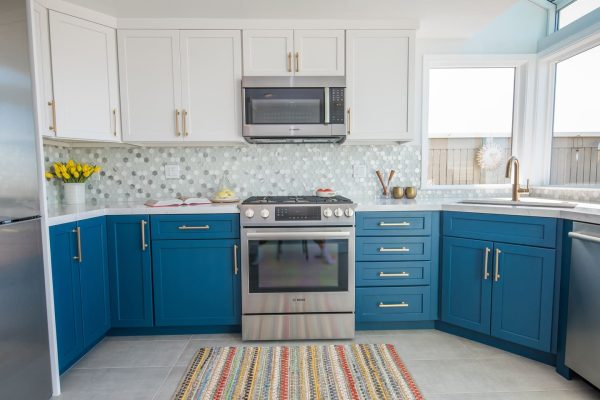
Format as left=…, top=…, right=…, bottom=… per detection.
left=566, top=222, right=600, bottom=389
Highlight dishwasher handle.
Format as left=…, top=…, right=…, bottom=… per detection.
left=568, top=231, right=600, bottom=244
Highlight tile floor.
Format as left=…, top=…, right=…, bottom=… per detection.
left=52, top=330, right=599, bottom=399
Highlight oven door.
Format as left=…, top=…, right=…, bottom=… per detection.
left=241, top=227, right=355, bottom=314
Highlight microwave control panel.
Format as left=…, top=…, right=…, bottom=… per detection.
left=329, top=88, right=345, bottom=124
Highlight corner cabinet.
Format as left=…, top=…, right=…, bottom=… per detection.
left=441, top=212, right=559, bottom=352
left=118, top=29, right=243, bottom=143
left=50, top=217, right=110, bottom=373
left=345, top=30, right=414, bottom=142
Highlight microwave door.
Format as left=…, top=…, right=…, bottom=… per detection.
left=244, top=88, right=325, bottom=125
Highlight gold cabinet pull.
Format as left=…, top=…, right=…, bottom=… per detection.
left=72, top=227, right=82, bottom=263
left=287, top=52, right=292, bottom=72
left=483, top=247, right=491, bottom=280
left=494, top=248, right=501, bottom=282
left=175, top=109, right=181, bottom=136
left=346, top=108, right=351, bottom=134
left=178, top=225, right=210, bottom=230
left=141, top=220, right=148, bottom=251
left=379, top=221, right=410, bottom=227
left=378, top=247, right=410, bottom=253
left=378, top=272, right=410, bottom=277
left=379, top=302, right=409, bottom=308
left=182, top=109, right=189, bottom=137
left=233, top=244, right=239, bottom=275
left=295, top=51, right=299, bottom=72
left=112, top=108, right=118, bottom=136
left=48, top=100, right=57, bottom=132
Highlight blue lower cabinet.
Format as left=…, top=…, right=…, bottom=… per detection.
left=441, top=237, right=493, bottom=334
left=356, top=287, right=431, bottom=322
left=491, top=243, right=556, bottom=352
left=356, top=261, right=430, bottom=287
left=107, top=216, right=153, bottom=327
left=50, top=217, right=110, bottom=373
left=152, top=239, right=240, bottom=326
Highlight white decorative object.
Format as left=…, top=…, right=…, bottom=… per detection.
left=476, top=143, right=504, bottom=170
left=63, top=183, right=86, bottom=205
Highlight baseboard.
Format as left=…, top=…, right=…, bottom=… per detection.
left=107, top=325, right=242, bottom=336
left=356, top=321, right=436, bottom=331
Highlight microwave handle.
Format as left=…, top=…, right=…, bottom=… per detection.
left=324, top=87, right=330, bottom=125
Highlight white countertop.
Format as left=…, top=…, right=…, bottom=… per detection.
left=46, top=197, right=600, bottom=226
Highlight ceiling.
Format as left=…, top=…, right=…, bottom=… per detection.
left=63, top=0, right=537, bottom=38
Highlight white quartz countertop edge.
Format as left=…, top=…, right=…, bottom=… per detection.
left=46, top=198, right=600, bottom=226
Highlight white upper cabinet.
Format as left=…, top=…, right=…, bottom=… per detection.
left=293, top=30, right=344, bottom=76
left=118, top=30, right=182, bottom=142
left=346, top=30, right=414, bottom=141
left=180, top=30, right=242, bottom=142
left=243, top=29, right=344, bottom=76
left=32, top=4, right=55, bottom=138
left=243, top=29, right=294, bottom=76
left=48, top=11, right=120, bottom=142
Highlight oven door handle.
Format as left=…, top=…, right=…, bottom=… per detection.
left=245, top=231, right=351, bottom=240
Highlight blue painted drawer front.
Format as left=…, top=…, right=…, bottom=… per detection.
left=356, top=261, right=430, bottom=287
left=356, top=212, right=431, bottom=236
left=443, top=212, right=557, bottom=248
left=356, top=287, right=431, bottom=322
left=107, top=216, right=153, bottom=328
left=150, top=214, right=240, bottom=240
left=356, top=237, right=431, bottom=261
left=491, top=243, right=555, bottom=352
left=152, top=239, right=240, bottom=326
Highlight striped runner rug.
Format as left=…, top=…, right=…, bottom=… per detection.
left=173, top=344, right=423, bottom=400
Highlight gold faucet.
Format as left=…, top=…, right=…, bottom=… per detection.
left=505, top=156, right=530, bottom=202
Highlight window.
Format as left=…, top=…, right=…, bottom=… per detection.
left=558, top=0, right=600, bottom=29
left=550, top=44, right=600, bottom=185
left=424, top=65, right=517, bottom=186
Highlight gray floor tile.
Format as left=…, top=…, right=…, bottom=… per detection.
left=153, top=366, right=187, bottom=400
left=105, top=334, right=191, bottom=342
left=425, top=389, right=600, bottom=399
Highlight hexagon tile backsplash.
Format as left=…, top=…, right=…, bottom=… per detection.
left=44, top=143, right=428, bottom=204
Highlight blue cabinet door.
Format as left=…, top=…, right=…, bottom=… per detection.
left=77, top=217, right=110, bottom=347
left=491, top=243, right=556, bottom=352
left=49, top=222, right=83, bottom=372
left=152, top=239, right=240, bottom=326
left=442, top=237, right=493, bottom=334
left=107, top=216, right=153, bottom=327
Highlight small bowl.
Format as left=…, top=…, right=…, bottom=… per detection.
left=392, top=186, right=404, bottom=199
left=405, top=186, right=417, bottom=199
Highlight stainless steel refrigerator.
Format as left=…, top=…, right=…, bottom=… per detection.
left=0, top=0, right=53, bottom=398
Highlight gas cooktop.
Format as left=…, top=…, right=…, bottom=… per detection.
left=243, top=195, right=353, bottom=205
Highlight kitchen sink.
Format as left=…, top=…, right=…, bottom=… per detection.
left=459, top=198, right=578, bottom=208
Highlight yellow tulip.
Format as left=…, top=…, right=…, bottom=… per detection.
left=94, top=166, right=102, bottom=173
left=45, top=172, right=54, bottom=179
left=77, top=164, right=82, bottom=172
left=63, top=172, right=70, bottom=180
left=83, top=171, right=91, bottom=178
left=73, top=171, right=80, bottom=178
left=67, top=159, right=75, bottom=168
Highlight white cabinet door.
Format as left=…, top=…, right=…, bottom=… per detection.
left=180, top=30, right=243, bottom=142
left=346, top=30, right=414, bottom=141
left=293, top=30, right=344, bottom=76
left=243, top=30, right=293, bottom=76
left=48, top=11, right=120, bottom=142
left=118, top=30, right=182, bottom=142
left=32, top=3, right=55, bottom=138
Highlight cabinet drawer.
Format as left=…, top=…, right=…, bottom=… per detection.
left=150, top=214, right=240, bottom=240
left=443, top=212, right=557, bottom=248
left=356, top=261, right=430, bottom=287
left=356, top=212, right=431, bottom=236
left=356, top=237, right=430, bottom=261
left=356, top=287, right=431, bottom=322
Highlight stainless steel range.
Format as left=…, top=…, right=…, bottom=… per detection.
left=239, top=195, right=356, bottom=341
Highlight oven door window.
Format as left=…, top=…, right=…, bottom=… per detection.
left=245, top=88, right=325, bottom=124
left=248, top=238, right=348, bottom=293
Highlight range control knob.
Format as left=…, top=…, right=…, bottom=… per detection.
left=344, top=208, right=354, bottom=217
left=260, top=209, right=270, bottom=219
left=323, top=208, right=333, bottom=218
left=334, top=208, right=344, bottom=217
left=244, top=209, right=255, bottom=218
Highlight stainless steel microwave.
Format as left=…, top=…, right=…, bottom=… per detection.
left=242, top=76, right=346, bottom=144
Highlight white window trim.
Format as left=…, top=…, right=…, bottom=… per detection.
left=534, top=29, right=600, bottom=185
left=421, top=54, right=537, bottom=190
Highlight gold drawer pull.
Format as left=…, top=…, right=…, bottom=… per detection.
left=178, top=225, right=210, bottom=230
left=378, top=247, right=410, bottom=253
left=379, top=221, right=410, bottom=227
left=379, top=272, right=410, bottom=277
left=379, top=302, right=409, bottom=308
left=483, top=247, right=491, bottom=280
left=494, top=248, right=501, bottom=282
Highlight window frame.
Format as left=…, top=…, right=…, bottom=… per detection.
left=421, top=55, right=537, bottom=189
